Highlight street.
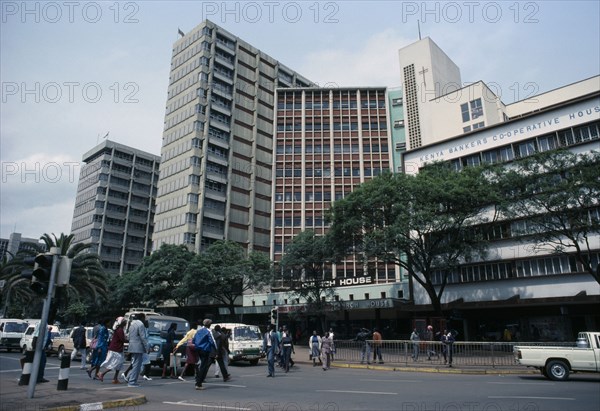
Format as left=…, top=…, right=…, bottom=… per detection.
left=1, top=352, right=599, bottom=411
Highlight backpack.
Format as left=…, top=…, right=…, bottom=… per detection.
left=193, top=328, right=213, bottom=353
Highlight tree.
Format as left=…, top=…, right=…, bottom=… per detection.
left=185, top=241, right=273, bottom=316
left=0, top=249, right=42, bottom=317
left=497, top=149, right=600, bottom=284
left=39, top=233, right=108, bottom=322
left=327, top=165, right=501, bottom=315
left=132, top=244, right=195, bottom=308
left=279, top=230, right=336, bottom=333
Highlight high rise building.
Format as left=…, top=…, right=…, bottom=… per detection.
left=70, top=140, right=160, bottom=275
left=0, top=232, right=45, bottom=261
left=152, top=20, right=312, bottom=254
left=271, top=87, right=405, bottom=288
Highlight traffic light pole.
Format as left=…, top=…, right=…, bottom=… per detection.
left=27, top=247, right=60, bottom=399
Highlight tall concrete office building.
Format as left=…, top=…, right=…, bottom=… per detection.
left=71, top=140, right=160, bottom=275
left=152, top=20, right=312, bottom=253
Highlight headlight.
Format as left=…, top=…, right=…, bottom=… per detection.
left=234, top=350, right=242, bottom=355
left=152, top=345, right=160, bottom=352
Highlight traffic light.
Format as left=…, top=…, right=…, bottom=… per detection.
left=271, top=307, right=278, bottom=324
left=56, top=256, right=72, bottom=286
left=20, top=253, right=53, bottom=296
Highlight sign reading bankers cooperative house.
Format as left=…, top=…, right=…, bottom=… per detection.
left=403, top=98, right=600, bottom=174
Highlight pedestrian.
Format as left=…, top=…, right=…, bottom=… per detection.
left=445, top=330, right=456, bottom=367
left=425, top=325, right=437, bottom=360
left=354, top=328, right=371, bottom=364
left=320, top=332, right=334, bottom=370
left=193, top=318, right=218, bottom=390
left=87, top=318, right=110, bottom=380
left=70, top=321, right=87, bottom=369
left=31, top=322, right=50, bottom=383
left=372, top=328, right=384, bottom=364
left=263, top=323, right=280, bottom=377
left=173, top=321, right=198, bottom=381
left=211, top=325, right=231, bottom=382
left=161, top=322, right=177, bottom=379
left=328, top=328, right=336, bottom=362
left=410, top=328, right=420, bottom=361
left=439, top=329, right=448, bottom=364
left=97, top=317, right=127, bottom=384
left=280, top=325, right=294, bottom=372
left=308, top=330, right=322, bottom=367
left=124, top=313, right=149, bottom=387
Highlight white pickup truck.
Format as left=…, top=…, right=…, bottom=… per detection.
left=514, top=331, right=600, bottom=381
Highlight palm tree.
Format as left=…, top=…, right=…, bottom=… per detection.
left=0, top=248, right=44, bottom=317
left=40, top=233, right=108, bottom=300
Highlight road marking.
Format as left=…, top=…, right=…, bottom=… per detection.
left=164, top=402, right=252, bottom=410
left=489, top=396, right=575, bottom=401
left=487, top=382, right=554, bottom=385
left=361, top=378, right=422, bottom=383
left=206, top=383, right=247, bottom=388
left=317, top=389, right=398, bottom=395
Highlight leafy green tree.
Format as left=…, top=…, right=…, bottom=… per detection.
left=497, top=149, right=600, bottom=284
left=327, top=166, right=501, bottom=315
left=279, top=230, right=336, bottom=333
left=132, top=244, right=196, bottom=308
left=185, top=241, right=273, bottom=316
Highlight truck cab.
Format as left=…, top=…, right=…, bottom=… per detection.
left=212, top=323, right=265, bottom=365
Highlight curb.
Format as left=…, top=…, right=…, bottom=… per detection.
left=332, top=362, right=537, bottom=375
left=48, top=394, right=147, bottom=411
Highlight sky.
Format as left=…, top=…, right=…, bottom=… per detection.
left=1, top=0, right=599, bottom=240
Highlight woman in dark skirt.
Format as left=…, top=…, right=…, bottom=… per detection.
left=173, top=321, right=199, bottom=381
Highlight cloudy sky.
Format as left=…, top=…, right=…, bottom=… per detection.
left=1, top=1, right=599, bottom=240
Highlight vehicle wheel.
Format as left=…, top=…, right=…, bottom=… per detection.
left=545, top=360, right=570, bottom=381
left=58, top=345, right=66, bottom=359
left=249, top=359, right=259, bottom=365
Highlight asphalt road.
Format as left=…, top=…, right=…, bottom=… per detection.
left=1, top=352, right=598, bottom=411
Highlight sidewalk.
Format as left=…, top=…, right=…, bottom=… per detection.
left=0, top=359, right=533, bottom=411
left=0, top=373, right=146, bottom=411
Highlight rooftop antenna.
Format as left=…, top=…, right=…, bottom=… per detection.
left=418, top=20, right=422, bottom=40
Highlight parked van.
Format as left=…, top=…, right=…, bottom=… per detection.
left=0, top=319, right=29, bottom=352
left=212, top=323, right=265, bottom=365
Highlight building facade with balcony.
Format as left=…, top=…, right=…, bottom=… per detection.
left=70, top=140, right=160, bottom=275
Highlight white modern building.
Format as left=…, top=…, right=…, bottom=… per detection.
left=403, top=76, right=600, bottom=340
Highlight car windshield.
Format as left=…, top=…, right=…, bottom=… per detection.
left=233, top=326, right=262, bottom=341
left=4, top=322, right=28, bottom=333
left=147, top=319, right=189, bottom=335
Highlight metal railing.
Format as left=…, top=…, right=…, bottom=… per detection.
left=330, top=340, right=574, bottom=368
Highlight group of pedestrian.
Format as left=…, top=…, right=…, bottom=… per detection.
left=305, top=328, right=335, bottom=370
left=411, top=326, right=456, bottom=367
left=191, top=318, right=232, bottom=390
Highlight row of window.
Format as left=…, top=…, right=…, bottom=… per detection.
left=276, top=143, right=389, bottom=155
left=277, top=122, right=388, bottom=132
left=275, top=166, right=386, bottom=179
left=431, top=252, right=599, bottom=285
left=277, top=100, right=386, bottom=110
left=451, top=121, right=599, bottom=169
